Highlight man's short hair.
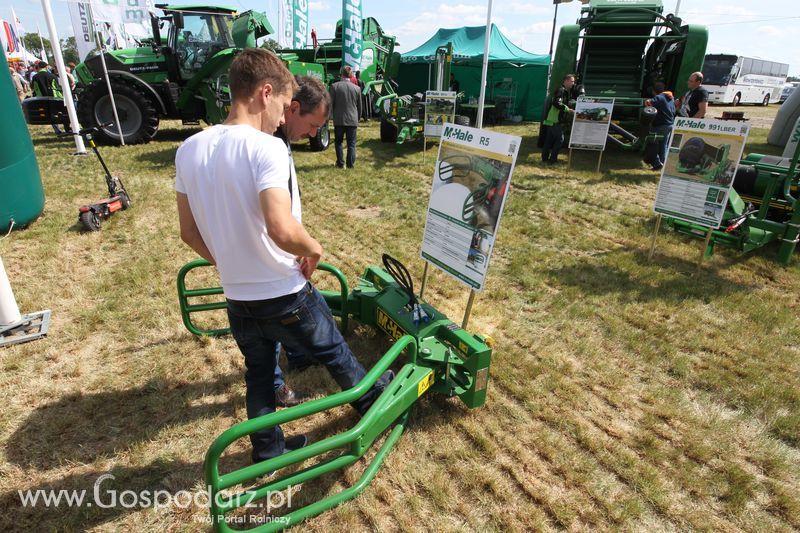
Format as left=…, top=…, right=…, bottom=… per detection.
left=691, top=71, right=704, bottom=83
left=653, top=81, right=666, bottom=93
left=564, top=73, right=576, bottom=82
left=341, top=65, right=352, bottom=78
left=294, top=75, right=331, bottom=116
left=229, top=48, right=297, bottom=100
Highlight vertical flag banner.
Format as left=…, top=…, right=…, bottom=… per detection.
left=278, top=0, right=291, bottom=47
left=91, top=0, right=123, bottom=24
left=342, top=0, right=361, bottom=71
left=2, top=21, right=17, bottom=53
left=11, top=7, right=24, bottom=51
left=293, top=0, right=308, bottom=48
left=69, top=2, right=97, bottom=61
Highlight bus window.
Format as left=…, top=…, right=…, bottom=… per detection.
left=741, top=58, right=752, bottom=76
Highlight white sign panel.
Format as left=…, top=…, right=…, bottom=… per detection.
left=654, top=117, right=750, bottom=228
left=421, top=124, right=521, bottom=291
left=569, top=96, right=614, bottom=151
left=424, top=90, right=456, bottom=138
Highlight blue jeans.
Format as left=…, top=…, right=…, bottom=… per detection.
left=651, top=124, right=672, bottom=167
left=226, top=283, right=379, bottom=462
left=334, top=125, right=357, bottom=168
left=542, top=123, right=564, bottom=162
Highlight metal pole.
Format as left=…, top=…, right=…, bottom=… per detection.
left=648, top=214, right=661, bottom=260
left=475, top=0, right=493, bottom=129
left=419, top=262, right=429, bottom=300
left=91, top=5, right=125, bottom=145
left=40, top=0, right=86, bottom=154
left=674, top=0, right=681, bottom=16
left=549, top=3, right=559, bottom=59
left=698, top=227, right=713, bottom=267
left=462, top=290, right=476, bottom=329
left=596, top=150, right=603, bottom=173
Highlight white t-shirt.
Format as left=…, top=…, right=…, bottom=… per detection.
left=175, top=124, right=306, bottom=301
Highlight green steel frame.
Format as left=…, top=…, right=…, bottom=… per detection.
left=176, top=259, right=493, bottom=530
left=664, top=139, right=800, bottom=264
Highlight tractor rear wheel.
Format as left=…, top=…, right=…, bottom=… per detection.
left=77, top=80, right=159, bottom=145
left=309, top=121, right=330, bottom=151
left=380, top=118, right=398, bottom=143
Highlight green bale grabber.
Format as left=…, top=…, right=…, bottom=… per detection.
left=665, top=138, right=800, bottom=264
left=176, top=256, right=492, bottom=531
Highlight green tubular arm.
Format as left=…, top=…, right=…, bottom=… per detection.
left=176, top=260, right=350, bottom=337
left=176, top=259, right=229, bottom=337
left=204, top=335, right=418, bottom=531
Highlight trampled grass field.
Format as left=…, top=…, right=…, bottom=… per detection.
left=1, top=105, right=798, bottom=531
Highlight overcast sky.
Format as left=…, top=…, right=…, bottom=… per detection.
left=8, top=0, right=800, bottom=76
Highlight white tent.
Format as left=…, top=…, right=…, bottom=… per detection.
left=7, top=48, right=40, bottom=64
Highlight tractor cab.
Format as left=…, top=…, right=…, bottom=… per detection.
left=153, top=4, right=237, bottom=80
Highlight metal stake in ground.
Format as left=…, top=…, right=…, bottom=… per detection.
left=648, top=214, right=662, bottom=260
left=698, top=227, right=714, bottom=267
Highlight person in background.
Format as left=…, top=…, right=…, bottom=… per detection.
left=355, top=70, right=369, bottom=121
left=449, top=73, right=460, bottom=93
left=644, top=81, right=675, bottom=171
left=677, top=72, right=708, bottom=118
left=270, top=74, right=333, bottom=406
left=541, top=73, right=576, bottom=164
left=31, top=61, right=62, bottom=98
left=9, top=66, right=25, bottom=102
left=65, top=65, right=76, bottom=91
left=329, top=65, right=362, bottom=169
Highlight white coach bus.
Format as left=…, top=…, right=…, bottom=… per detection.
left=703, top=54, right=789, bottom=106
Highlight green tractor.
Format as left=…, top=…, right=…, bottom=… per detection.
left=74, top=5, right=399, bottom=148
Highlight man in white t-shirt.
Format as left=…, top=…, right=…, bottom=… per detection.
left=175, top=49, right=391, bottom=464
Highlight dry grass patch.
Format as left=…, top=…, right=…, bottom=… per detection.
left=1, top=111, right=798, bottom=531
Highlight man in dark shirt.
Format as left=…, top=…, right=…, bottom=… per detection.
left=449, top=73, right=460, bottom=93
left=645, top=81, right=675, bottom=171
left=677, top=72, right=708, bottom=118
left=329, top=66, right=362, bottom=168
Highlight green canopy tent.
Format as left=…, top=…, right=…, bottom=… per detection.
left=397, top=24, right=550, bottom=121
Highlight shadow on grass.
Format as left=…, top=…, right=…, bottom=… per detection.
left=546, top=249, right=757, bottom=303
left=135, top=146, right=180, bottom=166
left=6, top=373, right=241, bottom=470
left=151, top=126, right=204, bottom=143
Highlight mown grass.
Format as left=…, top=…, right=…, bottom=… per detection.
left=0, top=105, right=798, bottom=531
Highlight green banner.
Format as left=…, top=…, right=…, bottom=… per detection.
left=293, top=0, right=308, bottom=48
left=342, top=0, right=362, bottom=70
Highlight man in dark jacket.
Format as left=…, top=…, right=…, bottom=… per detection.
left=541, top=74, right=575, bottom=164
left=31, top=61, right=62, bottom=98
left=645, top=81, right=675, bottom=170
left=329, top=66, right=362, bottom=168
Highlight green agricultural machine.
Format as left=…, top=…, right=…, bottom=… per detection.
left=176, top=257, right=492, bottom=531
left=73, top=5, right=397, bottom=148
left=665, top=141, right=800, bottom=264
left=365, top=43, right=454, bottom=144
left=548, top=0, right=707, bottom=149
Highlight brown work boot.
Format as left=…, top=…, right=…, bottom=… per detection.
left=275, top=384, right=306, bottom=407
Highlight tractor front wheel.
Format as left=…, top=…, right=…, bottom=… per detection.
left=309, top=121, right=330, bottom=151
left=78, top=80, right=159, bottom=145
left=380, top=118, right=398, bottom=143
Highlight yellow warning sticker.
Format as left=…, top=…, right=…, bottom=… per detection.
left=418, top=371, right=435, bottom=397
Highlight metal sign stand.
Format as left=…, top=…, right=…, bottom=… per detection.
left=698, top=227, right=714, bottom=268
left=648, top=214, right=662, bottom=260
left=0, top=311, right=51, bottom=347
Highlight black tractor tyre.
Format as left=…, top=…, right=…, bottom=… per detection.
left=309, top=121, right=330, bottom=151
left=77, top=80, right=159, bottom=145
left=79, top=211, right=101, bottom=232
left=380, top=118, right=398, bottom=143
